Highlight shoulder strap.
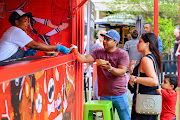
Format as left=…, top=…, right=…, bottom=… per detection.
left=146, top=55, right=158, bottom=72
left=136, top=66, right=140, bottom=94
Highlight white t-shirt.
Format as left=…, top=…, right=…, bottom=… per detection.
left=0, top=26, right=33, bottom=61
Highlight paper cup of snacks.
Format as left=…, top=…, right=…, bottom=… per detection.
left=96, top=59, right=108, bottom=65
left=44, top=51, right=59, bottom=56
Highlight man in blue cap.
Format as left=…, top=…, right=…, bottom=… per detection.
left=71, top=29, right=131, bottom=120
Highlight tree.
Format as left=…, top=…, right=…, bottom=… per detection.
left=104, top=0, right=179, bottom=52
left=105, top=0, right=178, bottom=25
left=146, top=17, right=177, bottom=53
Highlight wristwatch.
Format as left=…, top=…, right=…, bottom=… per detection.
left=134, top=76, right=137, bottom=83
left=108, top=66, right=113, bottom=72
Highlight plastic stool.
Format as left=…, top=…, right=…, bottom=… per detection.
left=83, top=100, right=114, bottom=120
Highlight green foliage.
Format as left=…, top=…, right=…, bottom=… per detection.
left=105, top=0, right=178, bottom=25
left=104, top=0, right=178, bottom=52
left=146, top=17, right=177, bottom=53
left=94, top=29, right=99, bottom=39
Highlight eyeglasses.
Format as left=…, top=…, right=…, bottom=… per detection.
left=104, top=37, right=113, bottom=41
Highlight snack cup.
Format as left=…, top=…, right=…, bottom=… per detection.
left=96, top=59, right=108, bottom=65
left=44, top=51, right=59, bottom=56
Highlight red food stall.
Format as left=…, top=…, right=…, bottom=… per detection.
left=0, top=0, right=85, bottom=119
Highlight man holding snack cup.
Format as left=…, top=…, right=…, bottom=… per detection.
left=71, top=29, right=130, bottom=120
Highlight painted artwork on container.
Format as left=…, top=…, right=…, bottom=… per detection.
left=0, top=61, right=76, bottom=120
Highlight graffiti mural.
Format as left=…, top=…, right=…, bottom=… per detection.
left=0, top=61, right=76, bottom=120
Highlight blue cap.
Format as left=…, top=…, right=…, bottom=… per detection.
left=100, top=29, right=120, bottom=42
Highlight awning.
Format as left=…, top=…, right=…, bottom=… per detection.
left=94, top=13, right=136, bottom=28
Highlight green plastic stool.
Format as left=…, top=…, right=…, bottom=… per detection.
left=83, top=100, right=114, bottom=120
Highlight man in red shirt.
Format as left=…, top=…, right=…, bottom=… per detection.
left=160, top=74, right=178, bottom=120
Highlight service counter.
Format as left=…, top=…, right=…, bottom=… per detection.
left=0, top=54, right=83, bottom=120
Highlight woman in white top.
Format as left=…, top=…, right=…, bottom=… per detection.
left=0, top=10, right=70, bottom=66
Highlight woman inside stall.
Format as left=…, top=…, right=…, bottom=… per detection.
left=0, top=10, right=71, bottom=66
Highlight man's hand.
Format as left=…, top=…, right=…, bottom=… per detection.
left=98, top=62, right=111, bottom=70
left=70, top=44, right=78, bottom=55
left=70, top=44, right=95, bottom=63
left=59, top=23, right=69, bottom=31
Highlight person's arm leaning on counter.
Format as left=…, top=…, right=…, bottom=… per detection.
left=26, top=40, right=71, bottom=54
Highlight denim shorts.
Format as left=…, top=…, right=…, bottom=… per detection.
left=0, top=48, right=25, bottom=66
left=101, top=92, right=131, bottom=120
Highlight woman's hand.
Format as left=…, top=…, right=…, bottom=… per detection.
left=25, top=48, right=37, bottom=57
left=129, top=60, right=137, bottom=75
left=57, top=45, right=71, bottom=54
left=175, top=51, right=180, bottom=56
left=129, top=75, right=136, bottom=88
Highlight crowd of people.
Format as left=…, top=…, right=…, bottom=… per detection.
left=71, top=25, right=178, bottom=120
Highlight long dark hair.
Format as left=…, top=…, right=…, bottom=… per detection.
left=141, top=33, right=162, bottom=72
